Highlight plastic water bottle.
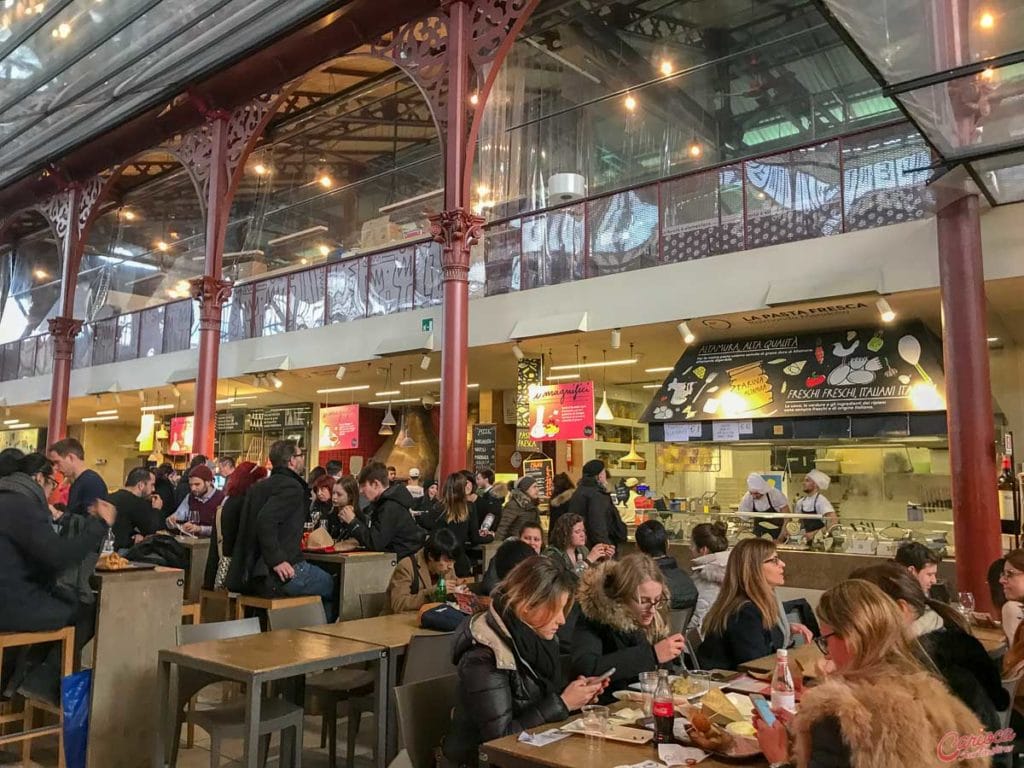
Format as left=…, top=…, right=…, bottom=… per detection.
left=770, top=649, right=796, bottom=713
left=101, top=529, right=115, bottom=556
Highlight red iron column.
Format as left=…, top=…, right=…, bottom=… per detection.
left=937, top=194, right=1001, bottom=611
left=431, top=0, right=483, bottom=479
left=190, top=116, right=231, bottom=458
left=47, top=316, right=83, bottom=441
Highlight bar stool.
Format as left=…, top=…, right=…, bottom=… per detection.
left=180, top=603, right=201, bottom=625
left=234, top=594, right=321, bottom=627
left=198, top=589, right=237, bottom=623
left=0, top=626, right=75, bottom=768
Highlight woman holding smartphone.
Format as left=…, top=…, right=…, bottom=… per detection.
left=444, top=556, right=607, bottom=766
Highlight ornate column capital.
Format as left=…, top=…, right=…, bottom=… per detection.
left=189, top=276, right=233, bottom=331
left=48, top=316, right=83, bottom=359
left=430, top=208, right=485, bottom=281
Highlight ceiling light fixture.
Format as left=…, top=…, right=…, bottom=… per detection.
left=368, top=397, right=419, bottom=406
left=315, top=384, right=370, bottom=394
left=876, top=297, right=896, bottom=323
left=512, top=342, right=524, bottom=361
left=677, top=321, right=695, bottom=344
left=624, top=94, right=637, bottom=112
left=545, top=373, right=581, bottom=381
left=3, top=419, right=19, bottom=425
left=469, top=93, right=479, bottom=105
left=269, top=374, right=283, bottom=389
left=596, top=390, right=614, bottom=421
left=141, top=403, right=174, bottom=412
left=988, top=337, right=1000, bottom=343
left=642, top=384, right=661, bottom=389
left=645, top=366, right=674, bottom=373
left=171, top=384, right=182, bottom=399
left=82, top=415, right=119, bottom=422
left=33, top=269, right=48, bottom=280
left=549, top=358, right=637, bottom=371
left=95, top=409, right=118, bottom=416
left=979, top=10, right=995, bottom=28
left=687, top=141, right=703, bottom=159
left=335, top=365, right=346, bottom=381
left=122, top=209, right=136, bottom=221
left=318, top=173, right=333, bottom=188
left=610, top=328, right=621, bottom=349
left=660, top=60, right=673, bottom=76
left=253, top=163, right=269, bottom=176
left=6, top=422, right=30, bottom=429
left=375, top=390, right=401, bottom=397
left=215, top=397, right=235, bottom=405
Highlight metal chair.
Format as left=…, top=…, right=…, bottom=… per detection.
left=171, top=618, right=303, bottom=768
left=394, top=674, right=457, bottom=768
left=685, top=627, right=703, bottom=669
left=999, top=675, right=1023, bottom=729
left=267, top=602, right=375, bottom=768
left=359, top=591, right=387, bottom=618
left=401, top=633, right=455, bottom=685
left=669, top=606, right=695, bottom=635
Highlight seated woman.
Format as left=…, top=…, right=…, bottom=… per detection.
left=307, top=474, right=335, bottom=531
left=998, top=550, right=1024, bottom=711
left=329, top=475, right=363, bottom=547
left=570, top=553, right=685, bottom=700
left=698, top=538, right=813, bottom=670
left=542, top=513, right=613, bottom=578
left=688, top=521, right=729, bottom=632
left=444, top=557, right=607, bottom=767
left=382, top=529, right=459, bottom=615
left=0, top=450, right=116, bottom=703
left=755, top=579, right=987, bottom=768
left=852, top=561, right=1006, bottom=732
left=993, top=553, right=1024, bottom=643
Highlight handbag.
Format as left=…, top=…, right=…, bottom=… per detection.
left=214, top=503, right=231, bottom=589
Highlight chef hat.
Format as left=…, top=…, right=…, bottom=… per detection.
left=746, top=472, right=770, bottom=493
left=806, top=469, right=831, bottom=491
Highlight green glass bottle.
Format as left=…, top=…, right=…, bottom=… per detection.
left=435, top=577, right=447, bottom=602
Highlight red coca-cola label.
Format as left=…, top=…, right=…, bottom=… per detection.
left=652, top=700, right=674, bottom=718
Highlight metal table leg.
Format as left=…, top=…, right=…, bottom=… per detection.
left=243, top=677, right=262, bottom=768
left=153, top=659, right=170, bottom=768
left=375, top=650, right=390, bottom=768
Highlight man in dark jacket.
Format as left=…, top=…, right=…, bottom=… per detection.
left=568, top=460, right=626, bottom=549
left=474, top=468, right=503, bottom=532
left=342, top=462, right=424, bottom=559
left=174, top=454, right=209, bottom=506
left=47, top=438, right=108, bottom=517
left=108, top=467, right=162, bottom=550
left=229, top=440, right=335, bottom=618
left=635, top=519, right=697, bottom=611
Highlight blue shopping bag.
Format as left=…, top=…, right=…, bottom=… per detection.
left=61, top=669, right=91, bottom=768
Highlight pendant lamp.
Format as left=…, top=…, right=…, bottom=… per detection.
left=382, top=403, right=397, bottom=427
left=596, top=390, right=614, bottom=421
left=378, top=422, right=394, bottom=436
left=397, top=412, right=416, bottom=448
left=619, top=439, right=645, bottom=465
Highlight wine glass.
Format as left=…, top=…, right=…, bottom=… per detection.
left=958, top=592, right=976, bottom=620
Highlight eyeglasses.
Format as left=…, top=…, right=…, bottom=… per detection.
left=1003, top=569, right=1024, bottom=579
left=763, top=555, right=783, bottom=566
left=814, top=632, right=835, bottom=655
left=637, top=596, right=667, bottom=609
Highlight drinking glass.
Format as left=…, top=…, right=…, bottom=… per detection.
left=686, top=670, right=711, bottom=701
left=581, top=704, right=609, bottom=747
left=639, top=671, right=660, bottom=717
left=959, top=592, right=976, bottom=620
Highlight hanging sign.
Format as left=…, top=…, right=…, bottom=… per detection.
left=526, top=380, right=596, bottom=441
left=516, top=357, right=542, bottom=450
left=319, top=404, right=360, bottom=450
left=137, top=413, right=156, bottom=452
left=168, top=416, right=195, bottom=455
left=641, top=323, right=945, bottom=422
left=472, top=423, right=497, bottom=471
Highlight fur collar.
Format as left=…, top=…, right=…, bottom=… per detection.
left=507, top=489, right=536, bottom=511
left=577, top=561, right=661, bottom=640
left=550, top=489, right=575, bottom=507
left=910, top=607, right=944, bottom=637
left=794, top=670, right=988, bottom=768
left=468, top=607, right=517, bottom=671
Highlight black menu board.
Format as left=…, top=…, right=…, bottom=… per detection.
left=521, top=457, right=554, bottom=502
left=244, top=404, right=313, bottom=431
left=215, top=409, right=246, bottom=431
left=472, top=424, right=497, bottom=471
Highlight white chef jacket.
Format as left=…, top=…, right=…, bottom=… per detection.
left=738, top=486, right=789, bottom=514
left=795, top=493, right=834, bottom=517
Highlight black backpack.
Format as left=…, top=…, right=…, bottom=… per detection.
left=124, top=535, right=189, bottom=569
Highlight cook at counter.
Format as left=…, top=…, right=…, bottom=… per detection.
left=796, top=469, right=838, bottom=542
left=738, top=472, right=791, bottom=540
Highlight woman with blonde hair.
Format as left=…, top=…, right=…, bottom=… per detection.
left=755, top=579, right=990, bottom=768
left=698, top=538, right=813, bottom=670
left=421, top=471, right=492, bottom=577
left=570, top=553, right=686, bottom=699
left=444, top=556, right=607, bottom=767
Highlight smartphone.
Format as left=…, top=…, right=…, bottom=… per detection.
left=749, top=694, right=775, bottom=726
left=594, top=667, right=616, bottom=681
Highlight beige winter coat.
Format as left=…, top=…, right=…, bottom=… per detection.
left=793, top=668, right=992, bottom=768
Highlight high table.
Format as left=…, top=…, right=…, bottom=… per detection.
left=482, top=703, right=768, bottom=768
left=89, top=567, right=184, bottom=768
left=304, top=551, right=398, bottom=620
left=174, top=536, right=210, bottom=604
left=154, top=629, right=387, bottom=768
left=301, top=612, right=446, bottom=762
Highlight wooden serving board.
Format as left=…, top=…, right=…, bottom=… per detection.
left=561, top=719, right=653, bottom=745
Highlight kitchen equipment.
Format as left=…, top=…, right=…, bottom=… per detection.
left=814, top=458, right=841, bottom=475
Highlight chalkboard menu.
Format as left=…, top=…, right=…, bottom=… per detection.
left=472, top=423, right=497, bottom=471
left=244, top=404, right=314, bottom=431
left=215, top=409, right=246, bottom=431
left=521, top=457, right=554, bottom=502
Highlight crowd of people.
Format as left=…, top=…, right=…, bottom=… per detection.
left=5, top=441, right=1024, bottom=766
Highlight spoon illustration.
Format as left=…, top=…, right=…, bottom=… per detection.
left=692, top=371, right=719, bottom=403
left=897, top=335, right=933, bottom=385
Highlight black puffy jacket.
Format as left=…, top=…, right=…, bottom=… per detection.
left=443, top=609, right=569, bottom=766
left=348, top=482, right=425, bottom=559
left=567, top=478, right=626, bottom=547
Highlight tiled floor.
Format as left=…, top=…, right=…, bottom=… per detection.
left=1, top=707, right=378, bottom=767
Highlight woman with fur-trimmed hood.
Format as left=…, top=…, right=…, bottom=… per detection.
left=569, top=553, right=686, bottom=701
left=754, top=580, right=990, bottom=768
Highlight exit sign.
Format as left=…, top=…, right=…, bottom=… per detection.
left=421, top=318, right=434, bottom=333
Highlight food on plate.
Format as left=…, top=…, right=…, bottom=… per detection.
left=686, top=706, right=734, bottom=752
left=702, top=688, right=744, bottom=725
left=671, top=677, right=702, bottom=697
left=98, top=552, right=132, bottom=570
left=725, top=721, right=757, bottom=738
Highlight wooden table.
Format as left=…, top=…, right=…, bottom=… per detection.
left=89, top=567, right=183, bottom=768
left=739, top=643, right=824, bottom=678
left=154, top=629, right=387, bottom=768
left=174, top=536, right=210, bottom=604
left=304, top=551, right=398, bottom=620
left=972, top=624, right=1008, bottom=656
left=302, top=613, right=446, bottom=762
left=482, top=704, right=768, bottom=768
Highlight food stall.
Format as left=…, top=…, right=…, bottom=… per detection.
left=632, top=323, right=961, bottom=587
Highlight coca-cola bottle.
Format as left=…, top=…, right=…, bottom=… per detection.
left=652, top=673, right=675, bottom=743
left=770, top=649, right=796, bottom=713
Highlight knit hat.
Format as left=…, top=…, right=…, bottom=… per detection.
left=190, top=465, right=214, bottom=483
left=582, top=459, right=605, bottom=478
left=516, top=476, right=537, bottom=493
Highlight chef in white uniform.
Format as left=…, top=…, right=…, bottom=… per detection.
left=738, top=472, right=791, bottom=540
left=796, top=469, right=837, bottom=542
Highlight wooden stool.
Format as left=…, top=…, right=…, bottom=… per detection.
left=0, top=626, right=75, bottom=768
left=234, top=594, right=320, bottom=624
left=180, top=603, right=201, bottom=625
left=198, top=589, right=237, bottom=623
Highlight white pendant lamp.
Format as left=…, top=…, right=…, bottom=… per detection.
left=378, top=422, right=394, bottom=436
left=397, top=412, right=416, bottom=448
left=381, top=403, right=397, bottom=427
left=596, top=390, right=614, bottom=421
